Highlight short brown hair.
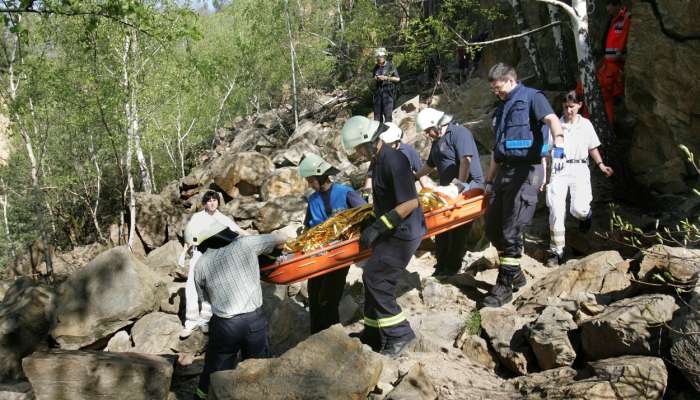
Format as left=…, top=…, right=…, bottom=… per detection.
left=564, top=90, right=584, bottom=104
left=488, top=62, right=517, bottom=82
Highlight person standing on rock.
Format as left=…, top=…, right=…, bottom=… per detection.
left=340, top=115, right=426, bottom=357
left=372, top=47, right=400, bottom=123
left=363, top=122, right=433, bottom=192
left=546, top=90, right=614, bottom=267
left=186, top=218, right=295, bottom=400
left=415, top=107, right=485, bottom=276
left=298, top=153, right=366, bottom=334
left=179, top=191, right=248, bottom=339
left=482, top=63, right=566, bottom=308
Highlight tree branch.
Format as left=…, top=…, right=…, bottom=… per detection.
left=535, top=0, right=578, bottom=20
left=449, top=21, right=563, bottom=47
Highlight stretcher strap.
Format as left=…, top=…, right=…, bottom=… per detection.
left=363, top=312, right=406, bottom=328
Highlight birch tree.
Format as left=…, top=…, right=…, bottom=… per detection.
left=284, top=0, right=300, bottom=132
left=508, top=0, right=546, bottom=84
left=536, top=0, right=613, bottom=145
left=547, top=4, right=573, bottom=88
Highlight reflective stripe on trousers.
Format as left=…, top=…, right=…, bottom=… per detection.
left=546, top=164, right=592, bottom=254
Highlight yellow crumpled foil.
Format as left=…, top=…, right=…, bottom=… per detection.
left=284, top=189, right=449, bottom=254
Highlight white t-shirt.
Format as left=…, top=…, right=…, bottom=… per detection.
left=190, top=210, right=242, bottom=234
left=549, top=115, right=601, bottom=161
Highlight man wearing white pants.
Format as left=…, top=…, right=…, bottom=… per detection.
left=546, top=91, right=613, bottom=267
left=180, top=191, right=248, bottom=338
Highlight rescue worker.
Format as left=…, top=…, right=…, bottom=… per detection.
left=597, top=0, right=631, bottom=123
left=298, top=153, right=366, bottom=334
left=179, top=191, right=248, bottom=339
left=546, top=91, right=614, bottom=267
left=414, top=108, right=484, bottom=275
left=363, top=122, right=433, bottom=191
left=372, top=47, right=400, bottom=123
left=482, top=63, right=566, bottom=308
left=186, top=216, right=295, bottom=399
left=341, top=115, right=426, bottom=356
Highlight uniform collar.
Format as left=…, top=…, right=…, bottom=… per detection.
left=506, top=82, right=523, bottom=101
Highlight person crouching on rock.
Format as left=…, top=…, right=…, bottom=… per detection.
left=545, top=90, right=613, bottom=267
left=298, top=153, right=367, bottom=334
left=185, top=218, right=295, bottom=399
left=179, top=190, right=248, bottom=339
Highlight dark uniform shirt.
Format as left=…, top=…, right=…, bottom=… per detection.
left=427, top=123, right=484, bottom=186
left=373, top=62, right=399, bottom=91
left=367, top=142, right=423, bottom=179
left=370, top=144, right=426, bottom=241
left=303, top=183, right=366, bottom=227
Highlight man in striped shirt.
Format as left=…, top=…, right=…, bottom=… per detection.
left=186, top=218, right=294, bottom=400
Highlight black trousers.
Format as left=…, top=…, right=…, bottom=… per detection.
left=362, top=236, right=420, bottom=347
left=308, top=266, right=350, bottom=334
left=485, top=163, right=543, bottom=259
left=196, top=308, right=269, bottom=398
left=434, top=223, right=472, bottom=275
left=373, top=88, right=394, bottom=123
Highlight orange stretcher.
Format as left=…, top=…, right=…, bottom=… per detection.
left=260, top=188, right=487, bottom=284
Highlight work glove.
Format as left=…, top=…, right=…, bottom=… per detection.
left=450, top=178, right=468, bottom=194
left=360, top=209, right=402, bottom=249
left=485, top=182, right=493, bottom=195
left=552, top=146, right=566, bottom=173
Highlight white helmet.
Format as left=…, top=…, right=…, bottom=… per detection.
left=184, top=213, right=227, bottom=246
left=340, top=116, right=381, bottom=154
left=379, top=122, right=403, bottom=144
left=374, top=47, right=387, bottom=58
left=416, top=108, right=453, bottom=133
left=298, top=153, right=338, bottom=178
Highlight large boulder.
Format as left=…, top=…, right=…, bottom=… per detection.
left=454, top=331, right=496, bottom=370
left=145, top=240, right=184, bottom=277
left=638, top=244, right=700, bottom=286
left=254, top=195, right=306, bottom=233
left=209, top=325, right=382, bottom=400
left=626, top=2, right=700, bottom=193
left=271, top=139, right=319, bottom=167
left=134, top=192, right=181, bottom=250
left=212, top=151, right=275, bottom=197
left=0, top=278, right=56, bottom=380
left=514, top=251, right=631, bottom=314
left=580, top=294, right=678, bottom=360
left=385, top=364, right=437, bottom=400
left=480, top=306, right=536, bottom=375
left=268, top=298, right=310, bottom=355
left=23, top=350, right=173, bottom=400
left=52, top=247, right=163, bottom=349
left=669, top=287, right=700, bottom=391
left=259, top=167, right=307, bottom=201
left=528, top=306, right=577, bottom=370
left=131, top=312, right=182, bottom=354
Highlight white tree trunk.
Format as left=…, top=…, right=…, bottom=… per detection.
left=284, top=0, right=300, bottom=132
left=88, top=135, right=106, bottom=243
left=0, top=178, right=17, bottom=273
left=123, top=33, right=137, bottom=251
left=509, top=0, right=546, bottom=83
left=537, top=0, right=614, bottom=145
left=212, top=80, right=235, bottom=148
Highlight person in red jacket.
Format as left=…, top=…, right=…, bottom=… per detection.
left=597, top=0, right=631, bottom=124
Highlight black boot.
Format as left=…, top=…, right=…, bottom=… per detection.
left=380, top=331, right=416, bottom=357
left=512, top=269, right=527, bottom=291
left=350, top=329, right=381, bottom=352
left=482, top=270, right=514, bottom=308
left=546, top=251, right=564, bottom=268
left=579, top=211, right=592, bottom=233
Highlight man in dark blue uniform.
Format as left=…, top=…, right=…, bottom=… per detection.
left=482, top=63, right=566, bottom=308
left=415, top=107, right=484, bottom=275
left=372, top=47, right=399, bottom=123
left=341, top=115, right=426, bottom=357
left=298, top=153, right=366, bottom=334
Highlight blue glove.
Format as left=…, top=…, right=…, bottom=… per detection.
left=552, top=146, right=566, bottom=173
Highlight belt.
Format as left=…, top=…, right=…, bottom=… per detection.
left=566, top=159, right=587, bottom=164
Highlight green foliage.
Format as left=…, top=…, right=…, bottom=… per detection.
left=464, top=309, right=481, bottom=336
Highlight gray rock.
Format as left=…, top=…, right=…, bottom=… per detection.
left=638, top=244, right=700, bottom=286
left=134, top=192, right=182, bottom=250
left=131, top=312, right=182, bottom=354
left=104, top=330, right=132, bottom=352
left=160, top=281, right=185, bottom=315
left=23, top=350, right=173, bottom=400
left=581, top=294, right=678, bottom=360
left=480, top=307, right=536, bottom=375
left=259, top=167, right=307, bottom=201
left=670, top=287, right=700, bottom=391
left=146, top=240, right=184, bottom=277
left=211, top=151, right=275, bottom=198
left=173, top=329, right=207, bottom=355
left=514, top=251, right=631, bottom=314
left=209, top=325, right=382, bottom=400
left=421, top=277, right=474, bottom=310
left=385, top=364, right=437, bottom=400
left=528, top=306, right=577, bottom=370
left=454, top=332, right=496, bottom=370
left=0, top=278, right=55, bottom=380
left=51, top=247, right=162, bottom=349
left=254, top=195, right=306, bottom=233
left=268, top=298, right=309, bottom=355
left=584, top=356, right=668, bottom=400
left=0, top=381, right=33, bottom=400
